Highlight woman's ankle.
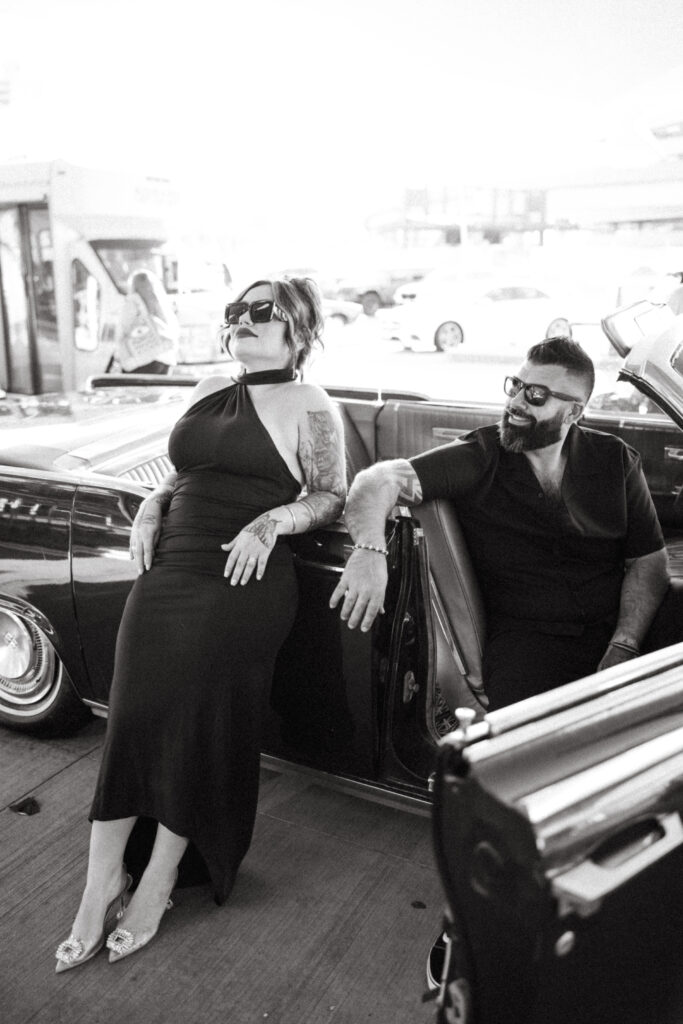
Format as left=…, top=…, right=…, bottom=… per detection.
left=83, top=864, right=127, bottom=900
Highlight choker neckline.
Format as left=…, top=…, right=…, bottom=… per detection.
left=233, top=368, right=298, bottom=385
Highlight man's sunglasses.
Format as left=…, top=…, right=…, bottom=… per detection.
left=223, top=299, right=288, bottom=326
left=504, top=375, right=582, bottom=407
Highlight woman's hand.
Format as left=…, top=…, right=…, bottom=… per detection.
left=130, top=498, right=164, bottom=574
left=221, top=512, right=279, bottom=585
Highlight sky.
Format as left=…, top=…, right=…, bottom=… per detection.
left=1, top=0, right=683, bottom=265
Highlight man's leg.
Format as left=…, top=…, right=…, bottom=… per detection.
left=483, top=622, right=613, bottom=711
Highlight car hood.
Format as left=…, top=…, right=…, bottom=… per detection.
left=618, top=313, right=683, bottom=429
left=0, top=385, right=189, bottom=471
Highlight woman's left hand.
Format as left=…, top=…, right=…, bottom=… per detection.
left=221, top=512, right=279, bottom=585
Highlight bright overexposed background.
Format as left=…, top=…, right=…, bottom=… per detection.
left=2, top=0, right=683, bottom=267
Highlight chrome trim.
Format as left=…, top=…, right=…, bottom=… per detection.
left=521, top=725, right=683, bottom=825
left=483, top=642, right=683, bottom=740
left=466, top=663, right=683, bottom=765
left=538, top=751, right=683, bottom=875
left=429, top=576, right=467, bottom=675
left=292, top=557, right=344, bottom=575
left=552, top=812, right=683, bottom=918
left=83, top=699, right=108, bottom=718
left=0, top=463, right=150, bottom=499
left=259, top=754, right=430, bottom=816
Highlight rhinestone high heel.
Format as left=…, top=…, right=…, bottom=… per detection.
left=55, top=869, right=132, bottom=973
left=106, top=871, right=177, bottom=963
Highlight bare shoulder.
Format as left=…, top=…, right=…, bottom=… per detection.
left=291, top=383, right=344, bottom=434
left=187, top=375, right=234, bottom=408
left=289, top=381, right=336, bottom=413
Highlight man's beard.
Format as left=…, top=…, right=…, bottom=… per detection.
left=498, top=408, right=565, bottom=452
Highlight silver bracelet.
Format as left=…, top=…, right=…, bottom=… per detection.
left=609, top=639, right=640, bottom=655
left=352, top=542, right=389, bottom=556
left=284, top=505, right=297, bottom=533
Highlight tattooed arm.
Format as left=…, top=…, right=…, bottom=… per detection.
left=222, top=394, right=346, bottom=586
left=330, top=459, right=423, bottom=632
left=291, top=407, right=347, bottom=530
left=130, top=472, right=178, bottom=573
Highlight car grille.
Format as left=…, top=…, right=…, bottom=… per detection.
left=120, top=455, right=174, bottom=487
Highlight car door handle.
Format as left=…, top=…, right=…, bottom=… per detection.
left=665, top=446, right=683, bottom=461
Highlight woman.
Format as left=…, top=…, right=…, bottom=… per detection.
left=116, top=268, right=180, bottom=374
left=56, top=277, right=346, bottom=970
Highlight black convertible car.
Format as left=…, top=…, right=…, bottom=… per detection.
left=1, top=304, right=683, bottom=1021
left=0, top=305, right=679, bottom=790
left=1, top=302, right=683, bottom=812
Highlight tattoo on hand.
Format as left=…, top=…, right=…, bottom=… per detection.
left=245, top=514, right=278, bottom=547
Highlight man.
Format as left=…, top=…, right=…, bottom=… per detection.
left=330, top=337, right=670, bottom=710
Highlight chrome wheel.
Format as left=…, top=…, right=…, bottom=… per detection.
left=360, top=291, right=381, bottom=316
left=434, top=321, right=464, bottom=351
left=0, top=609, right=87, bottom=733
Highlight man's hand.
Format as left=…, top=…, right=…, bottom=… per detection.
left=597, top=642, right=639, bottom=672
left=329, top=549, right=388, bottom=632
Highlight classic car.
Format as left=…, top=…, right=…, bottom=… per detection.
left=1, top=304, right=683, bottom=818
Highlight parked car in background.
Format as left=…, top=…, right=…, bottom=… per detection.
left=330, top=266, right=428, bottom=316
left=268, top=268, right=362, bottom=327
left=383, top=268, right=565, bottom=352
left=322, top=297, right=363, bottom=327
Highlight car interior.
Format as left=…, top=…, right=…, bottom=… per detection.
left=101, top=385, right=683, bottom=738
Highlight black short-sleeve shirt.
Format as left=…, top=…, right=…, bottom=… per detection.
left=410, top=423, right=664, bottom=629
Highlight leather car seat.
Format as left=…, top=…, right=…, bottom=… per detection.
left=335, top=402, right=372, bottom=484
left=415, top=498, right=488, bottom=722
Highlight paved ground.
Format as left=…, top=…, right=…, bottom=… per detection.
left=0, top=719, right=443, bottom=1024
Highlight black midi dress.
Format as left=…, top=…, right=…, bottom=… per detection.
left=90, top=381, right=300, bottom=904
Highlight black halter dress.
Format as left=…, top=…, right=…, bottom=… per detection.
left=90, top=378, right=300, bottom=904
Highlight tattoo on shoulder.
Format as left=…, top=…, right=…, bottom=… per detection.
left=245, top=514, right=278, bottom=547
left=299, top=410, right=346, bottom=498
left=396, top=466, right=422, bottom=505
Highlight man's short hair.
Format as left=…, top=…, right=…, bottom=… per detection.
left=526, top=336, right=595, bottom=401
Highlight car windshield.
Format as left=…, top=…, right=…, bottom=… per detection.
left=92, top=241, right=166, bottom=293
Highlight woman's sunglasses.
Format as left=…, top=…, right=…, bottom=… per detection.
left=223, top=299, right=287, bottom=326
left=504, top=375, right=582, bottom=407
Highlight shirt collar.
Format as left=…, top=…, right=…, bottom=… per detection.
left=499, top=423, right=603, bottom=488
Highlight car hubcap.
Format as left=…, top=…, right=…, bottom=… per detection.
left=0, top=610, right=57, bottom=707
left=436, top=322, right=463, bottom=349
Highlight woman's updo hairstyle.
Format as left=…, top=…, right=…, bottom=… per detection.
left=223, top=276, right=325, bottom=371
